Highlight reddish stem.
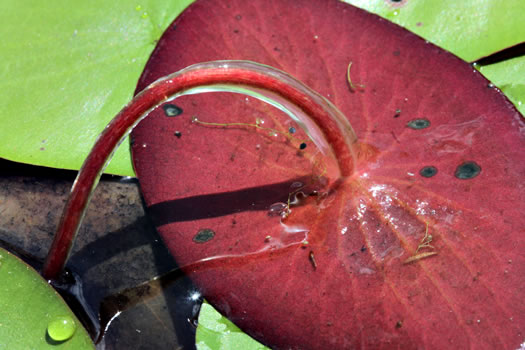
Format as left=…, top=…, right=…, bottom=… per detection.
left=42, top=61, right=357, bottom=280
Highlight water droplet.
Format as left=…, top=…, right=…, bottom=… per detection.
left=268, top=202, right=287, bottom=217
left=135, top=5, right=142, bottom=11
left=47, top=316, right=76, bottom=341
left=406, top=118, right=430, bottom=130
left=235, top=14, right=242, bottom=20
left=419, top=166, right=438, bottom=178
left=454, top=161, right=481, bottom=179
left=141, top=12, right=149, bottom=19
left=289, top=127, right=296, bottom=134
left=299, top=142, right=307, bottom=150
left=193, top=229, right=215, bottom=243
left=162, top=104, right=183, bottom=117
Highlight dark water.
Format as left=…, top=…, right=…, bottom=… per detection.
left=0, top=159, right=200, bottom=349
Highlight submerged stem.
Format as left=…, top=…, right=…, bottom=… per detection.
left=42, top=60, right=358, bottom=280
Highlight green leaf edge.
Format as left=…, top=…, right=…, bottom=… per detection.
left=0, top=247, right=94, bottom=349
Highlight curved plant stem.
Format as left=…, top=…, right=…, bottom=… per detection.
left=42, top=60, right=358, bottom=280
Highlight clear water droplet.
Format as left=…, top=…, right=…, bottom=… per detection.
left=268, top=202, right=287, bottom=217
left=47, top=316, right=77, bottom=341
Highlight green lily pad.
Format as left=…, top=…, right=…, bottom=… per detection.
left=0, top=248, right=93, bottom=349
left=342, top=0, right=525, bottom=62
left=196, top=301, right=269, bottom=350
left=478, top=56, right=525, bottom=115
left=0, top=0, right=193, bottom=176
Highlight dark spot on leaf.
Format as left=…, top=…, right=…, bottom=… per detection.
left=455, top=161, right=481, bottom=179
left=235, top=14, right=242, bottom=20
left=289, top=127, right=296, bottom=134
left=174, top=131, right=182, bottom=138
left=163, top=104, right=183, bottom=117
left=395, top=321, right=403, bottom=329
left=393, top=50, right=400, bottom=56
left=419, top=166, right=438, bottom=178
left=193, top=229, right=215, bottom=243
left=394, top=109, right=401, bottom=118
left=299, top=142, right=307, bottom=150
left=360, top=246, right=367, bottom=252
left=406, top=118, right=430, bottom=129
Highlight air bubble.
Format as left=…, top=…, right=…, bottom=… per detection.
left=419, top=166, right=438, bottom=178
left=454, top=161, right=481, bottom=179
left=406, top=118, right=430, bottom=130
left=193, top=229, right=215, bottom=243
left=163, top=104, right=183, bottom=117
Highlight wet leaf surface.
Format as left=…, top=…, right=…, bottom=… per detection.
left=0, top=160, right=198, bottom=349
left=132, top=1, right=525, bottom=349
left=0, top=247, right=93, bottom=349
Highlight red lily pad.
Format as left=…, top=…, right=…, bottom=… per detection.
left=131, top=0, right=525, bottom=349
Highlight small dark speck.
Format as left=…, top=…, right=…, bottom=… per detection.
left=419, top=166, right=438, bottom=178
left=174, top=131, right=182, bottom=138
left=395, top=321, right=403, bottom=329
left=289, top=127, right=296, bottom=134
left=299, top=142, right=307, bottom=150
left=391, top=0, right=403, bottom=2
left=233, top=29, right=239, bottom=34
left=393, top=50, right=401, bottom=56
left=406, top=118, right=430, bottom=130
left=394, top=109, right=401, bottom=118
left=193, top=229, right=215, bottom=243
left=40, top=147, right=45, bottom=151
left=455, top=161, right=481, bottom=179
left=360, top=246, right=367, bottom=252
left=235, top=14, right=242, bottom=20
left=163, top=104, right=183, bottom=117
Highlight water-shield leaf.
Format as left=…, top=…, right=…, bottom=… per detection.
left=132, top=0, right=524, bottom=349
left=0, top=248, right=94, bottom=349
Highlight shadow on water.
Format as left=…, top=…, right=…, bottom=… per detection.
left=0, top=158, right=199, bottom=349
